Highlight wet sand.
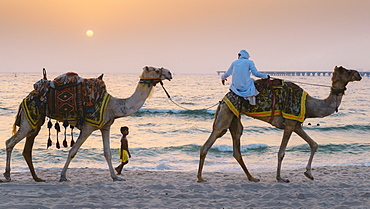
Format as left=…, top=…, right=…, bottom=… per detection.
left=0, top=166, right=369, bottom=208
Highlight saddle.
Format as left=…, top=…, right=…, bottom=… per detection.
left=47, top=72, right=107, bottom=124
left=47, top=72, right=84, bottom=122
left=19, top=70, right=110, bottom=149
left=222, top=78, right=307, bottom=123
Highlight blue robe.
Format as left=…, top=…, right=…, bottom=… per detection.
left=221, top=50, right=268, bottom=98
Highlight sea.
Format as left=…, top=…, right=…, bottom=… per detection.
left=0, top=72, right=369, bottom=175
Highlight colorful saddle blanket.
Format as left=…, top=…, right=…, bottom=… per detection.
left=222, top=79, right=308, bottom=122
left=18, top=90, right=47, bottom=129
left=20, top=72, right=111, bottom=129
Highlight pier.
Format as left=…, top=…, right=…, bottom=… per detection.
left=216, top=71, right=370, bottom=77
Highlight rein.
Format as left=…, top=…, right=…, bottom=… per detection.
left=266, top=79, right=277, bottom=124
left=140, top=69, right=218, bottom=110
left=271, top=76, right=347, bottom=113
left=159, top=82, right=219, bottom=111
left=156, top=75, right=348, bottom=112
left=270, top=76, right=332, bottom=88
left=271, top=76, right=347, bottom=95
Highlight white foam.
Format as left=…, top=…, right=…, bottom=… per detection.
left=214, top=143, right=269, bottom=152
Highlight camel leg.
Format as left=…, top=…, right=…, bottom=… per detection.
left=100, top=128, right=124, bottom=181
left=276, top=119, right=297, bottom=183
left=197, top=103, right=234, bottom=182
left=229, top=116, right=259, bottom=182
left=294, top=124, right=318, bottom=180
left=23, top=127, right=45, bottom=182
left=59, top=126, right=94, bottom=182
left=3, top=122, right=33, bottom=182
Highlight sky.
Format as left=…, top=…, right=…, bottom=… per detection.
left=1, top=0, right=370, bottom=74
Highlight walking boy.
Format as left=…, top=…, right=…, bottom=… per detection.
left=115, top=126, right=131, bottom=175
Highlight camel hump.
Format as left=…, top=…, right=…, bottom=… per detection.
left=51, top=72, right=84, bottom=89
left=254, top=78, right=284, bottom=91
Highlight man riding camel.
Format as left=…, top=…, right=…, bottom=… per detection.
left=221, top=50, right=269, bottom=105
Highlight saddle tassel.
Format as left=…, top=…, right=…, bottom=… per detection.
left=55, top=122, right=61, bottom=149
left=47, top=119, right=53, bottom=149
left=62, top=120, right=69, bottom=148
left=70, top=125, right=75, bottom=147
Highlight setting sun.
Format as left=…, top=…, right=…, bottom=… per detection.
left=86, top=30, right=94, bottom=37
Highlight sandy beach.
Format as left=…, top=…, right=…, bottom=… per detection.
left=0, top=166, right=369, bottom=208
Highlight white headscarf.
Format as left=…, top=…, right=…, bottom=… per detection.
left=239, top=50, right=250, bottom=59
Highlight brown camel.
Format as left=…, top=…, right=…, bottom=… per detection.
left=197, top=66, right=362, bottom=183
left=2, top=66, right=172, bottom=182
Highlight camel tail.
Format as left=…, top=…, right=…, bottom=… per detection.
left=12, top=121, right=17, bottom=135
left=12, top=104, right=22, bottom=135
left=212, top=102, right=221, bottom=125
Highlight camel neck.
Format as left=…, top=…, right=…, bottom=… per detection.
left=113, top=83, right=154, bottom=118
left=305, top=88, right=344, bottom=118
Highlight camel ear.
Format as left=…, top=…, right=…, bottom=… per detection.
left=43, top=68, right=47, bottom=80
left=334, top=66, right=345, bottom=72
left=331, top=67, right=340, bottom=82
left=144, top=66, right=149, bottom=71
left=98, top=74, right=104, bottom=80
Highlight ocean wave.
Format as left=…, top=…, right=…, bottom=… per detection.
left=287, top=143, right=370, bottom=154
left=136, top=143, right=270, bottom=154
left=211, top=143, right=270, bottom=152
left=133, top=108, right=216, bottom=118
left=303, top=124, right=370, bottom=132
left=3, top=143, right=369, bottom=159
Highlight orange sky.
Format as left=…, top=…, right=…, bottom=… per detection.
left=1, top=0, right=370, bottom=74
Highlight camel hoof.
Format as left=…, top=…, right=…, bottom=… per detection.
left=249, top=177, right=260, bottom=182
left=277, top=177, right=290, bottom=183
left=113, top=176, right=125, bottom=181
left=304, top=171, right=314, bottom=180
left=34, top=177, right=46, bottom=182
left=59, top=176, right=68, bottom=182
left=3, top=172, right=11, bottom=181
left=197, top=178, right=207, bottom=183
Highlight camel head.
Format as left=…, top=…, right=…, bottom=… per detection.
left=331, top=66, right=362, bottom=89
left=139, top=66, right=172, bottom=87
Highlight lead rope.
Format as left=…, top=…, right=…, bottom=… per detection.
left=159, top=76, right=332, bottom=111
left=159, top=81, right=218, bottom=111
left=270, top=76, right=332, bottom=88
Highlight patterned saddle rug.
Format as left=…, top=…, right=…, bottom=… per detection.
left=47, top=72, right=83, bottom=122
left=19, top=72, right=111, bottom=129
left=222, top=79, right=308, bottom=122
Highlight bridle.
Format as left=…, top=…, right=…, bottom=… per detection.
left=139, top=68, right=164, bottom=87
left=330, top=87, right=347, bottom=96
left=331, top=86, right=347, bottom=112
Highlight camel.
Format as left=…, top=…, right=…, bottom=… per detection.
left=2, top=66, right=172, bottom=182
left=197, top=66, right=362, bottom=183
